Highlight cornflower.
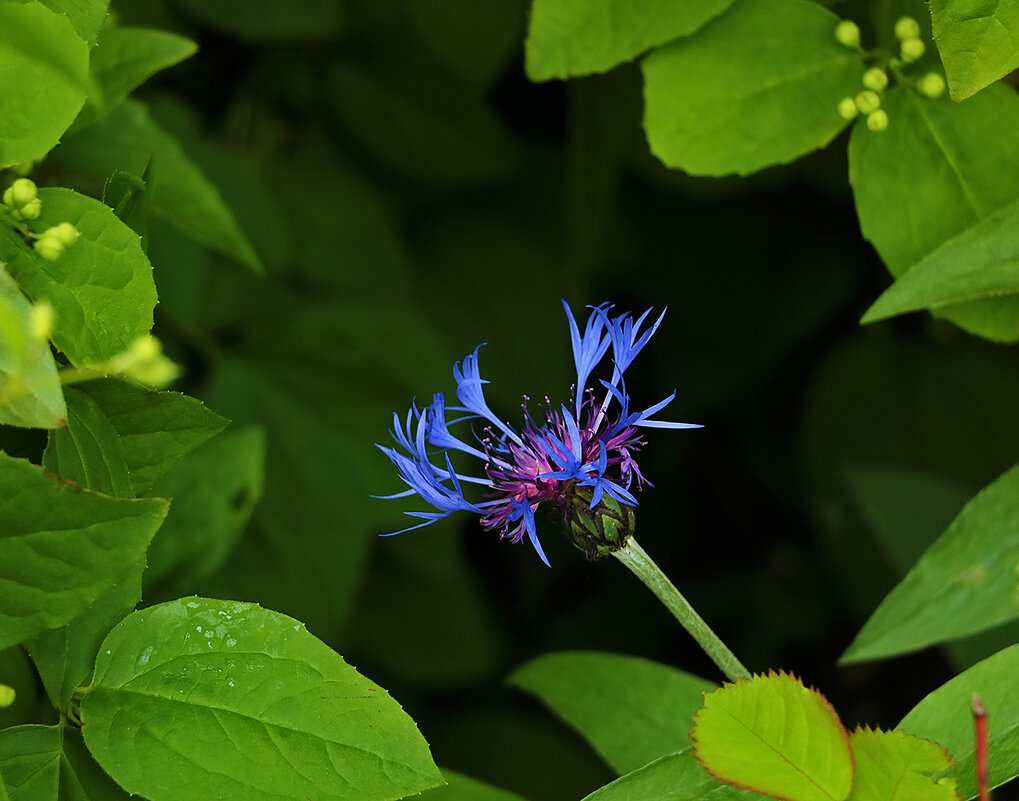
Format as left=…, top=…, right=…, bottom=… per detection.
left=377, top=300, right=700, bottom=565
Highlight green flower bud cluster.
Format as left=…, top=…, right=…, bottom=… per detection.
left=33, top=222, right=80, bottom=262
left=107, top=335, right=181, bottom=387
left=837, top=64, right=890, bottom=131
left=2, top=178, right=41, bottom=221
left=895, top=16, right=925, bottom=63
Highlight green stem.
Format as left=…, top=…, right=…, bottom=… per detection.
left=613, top=537, right=750, bottom=682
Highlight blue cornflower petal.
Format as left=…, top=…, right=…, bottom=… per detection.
left=510, top=497, right=549, bottom=567
left=453, top=345, right=523, bottom=446
left=562, top=300, right=611, bottom=414
left=600, top=306, right=667, bottom=386
left=427, top=393, right=489, bottom=460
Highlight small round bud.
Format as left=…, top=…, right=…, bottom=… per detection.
left=0, top=684, right=15, bottom=709
left=918, top=72, right=946, bottom=98
left=33, top=236, right=65, bottom=262
left=110, top=336, right=181, bottom=387
left=838, top=97, right=859, bottom=120
left=11, top=198, right=41, bottom=221
left=30, top=299, right=55, bottom=341
left=855, top=90, right=882, bottom=115
left=894, top=16, right=921, bottom=41
left=4, top=178, right=37, bottom=209
left=867, top=109, right=889, bottom=132
left=835, top=20, right=861, bottom=49
left=49, top=222, right=80, bottom=247
left=862, top=67, right=888, bottom=92
left=901, top=37, right=925, bottom=63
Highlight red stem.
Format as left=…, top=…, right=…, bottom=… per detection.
left=972, top=694, right=990, bottom=801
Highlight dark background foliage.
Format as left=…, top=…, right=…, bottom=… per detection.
left=38, top=1, right=1017, bottom=798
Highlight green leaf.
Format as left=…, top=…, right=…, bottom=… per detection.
left=144, top=426, right=264, bottom=597
left=0, top=267, right=66, bottom=429
left=930, top=0, right=1019, bottom=101
left=843, top=461, right=1019, bottom=663
left=49, top=100, right=262, bottom=272
left=69, top=378, right=228, bottom=495
left=420, top=770, right=530, bottom=801
left=0, top=724, right=129, bottom=800
left=40, top=0, right=111, bottom=46
left=78, top=26, right=198, bottom=127
left=43, top=388, right=133, bottom=498
left=175, top=0, right=341, bottom=41
left=80, top=597, right=443, bottom=801
left=692, top=672, right=853, bottom=801
left=581, top=748, right=764, bottom=801
left=847, top=728, right=956, bottom=801
left=509, top=651, right=714, bottom=774
left=861, top=198, right=1019, bottom=333
left=849, top=85, right=1019, bottom=341
left=0, top=452, right=167, bottom=650
left=0, top=188, right=157, bottom=367
left=101, top=167, right=150, bottom=241
left=0, top=2, right=89, bottom=168
left=525, top=0, right=735, bottom=81
left=642, top=0, right=863, bottom=177
left=899, top=644, right=1019, bottom=799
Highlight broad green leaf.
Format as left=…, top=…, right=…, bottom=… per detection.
left=582, top=748, right=765, bottom=801
left=847, top=728, right=957, bottom=801
left=77, top=26, right=197, bottom=127
left=70, top=378, right=228, bottom=495
left=930, top=0, right=1019, bottom=101
left=899, top=644, right=1019, bottom=799
left=0, top=452, right=167, bottom=649
left=861, top=199, right=1019, bottom=332
left=843, top=461, right=1019, bottom=662
left=509, top=651, right=713, bottom=774
left=43, top=388, right=133, bottom=498
left=692, top=672, right=852, bottom=801
left=144, top=426, right=264, bottom=597
left=420, top=770, right=530, bottom=801
left=80, top=597, right=443, bottom=801
left=40, top=0, right=110, bottom=46
left=0, top=267, right=66, bottom=429
left=642, top=0, right=863, bottom=176
left=0, top=188, right=157, bottom=367
left=0, top=2, right=89, bottom=168
left=525, top=0, right=735, bottom=81
left=48, top=100, right=262, bottom=272
left=0, top=724, right=129, bottom=800
left=176, top=0, right=341, bottom=41
left=849, top=85, right=1019, bottom=341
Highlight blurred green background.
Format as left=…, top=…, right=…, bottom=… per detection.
left=30, top=1, right=1019, bottom=798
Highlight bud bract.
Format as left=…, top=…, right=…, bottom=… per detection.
left=3, top=178, right=37, bottom=209
left=918, top=72, right=946, bottom=99
left=837, top=97, right=859, bottom=120
left=867, top=109, right=889, bottom=132
left=834, top=20, right=861, bottom=49
left=855, top=90, right=881, bottom=115
left=862, top=67, right=888, bottom=92
left=562, top=485, right=636, bottom=560
left=901, top=37, right=925, bottom=62
left=894, top=16, right=921, bottom=40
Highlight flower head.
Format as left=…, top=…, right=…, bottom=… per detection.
left=377, top=301, right=701, bottom=565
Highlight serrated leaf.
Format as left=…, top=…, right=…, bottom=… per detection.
left=49, top=100, right=262, bottom=272
left=0, top=2, right=89, bottom=168
left=930, top=0, right=1019, bottom=101
left=849, top=85, right=1019, bottom=341
left=0, top=267, right=66, bottom=429
left=80, top=597, right=443, bottom=801
left=581, top=748, right=766, bottom=801
left=862, top=199, right=1019, bottom=332
left=420, top=770, right=530, bottom=801
left=40, top=0, right=110, bottom=46
left=0, top=188, right=156, bottom=367
left=847, top=728, right=957, bottom=801
left=692, top=672, right=853, bottom=801
left=70, top=378, right=228, bottom=495
left=843, top=461, right=1019, bottom=663
left=899, top=644, right=1019, bottom=799
left=0, top=453, right=166, bottom=649
left=509, top=651, right=714, bottom=775
left=525, top=0, right=735, bottom=81
left=0, top=724, right=129, bottom=801
left=642, top=0, right=863, bottom=177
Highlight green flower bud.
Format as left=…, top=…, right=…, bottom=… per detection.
left=30, top=299, right=55, bottom=341
left=866, top=109, right=889, bottom=132
left=3, top=178, right=37, bottom=209
left=10, top=198, right=41, bottom=221
left=862, top=67, right=888, bottom=92
left=918, top=72, right=946, bottom=99
left=834, top=20, right=861, bottom=49
left=0, top=684, right=15, bottom=709
left=49, top=222, right=80, bottom=247
left=33, top=235, right=65, bottom=262
left=900, top=37, right=925, bottom=63
left=837, top=97, right=859, bottom=120
left=894, top=16, right=921, bottom=41
left=109, top=336, right=182, bottom=387
left=855, top=90, right=881, bottom=115
left=562, top=485, right=635, bottom=560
